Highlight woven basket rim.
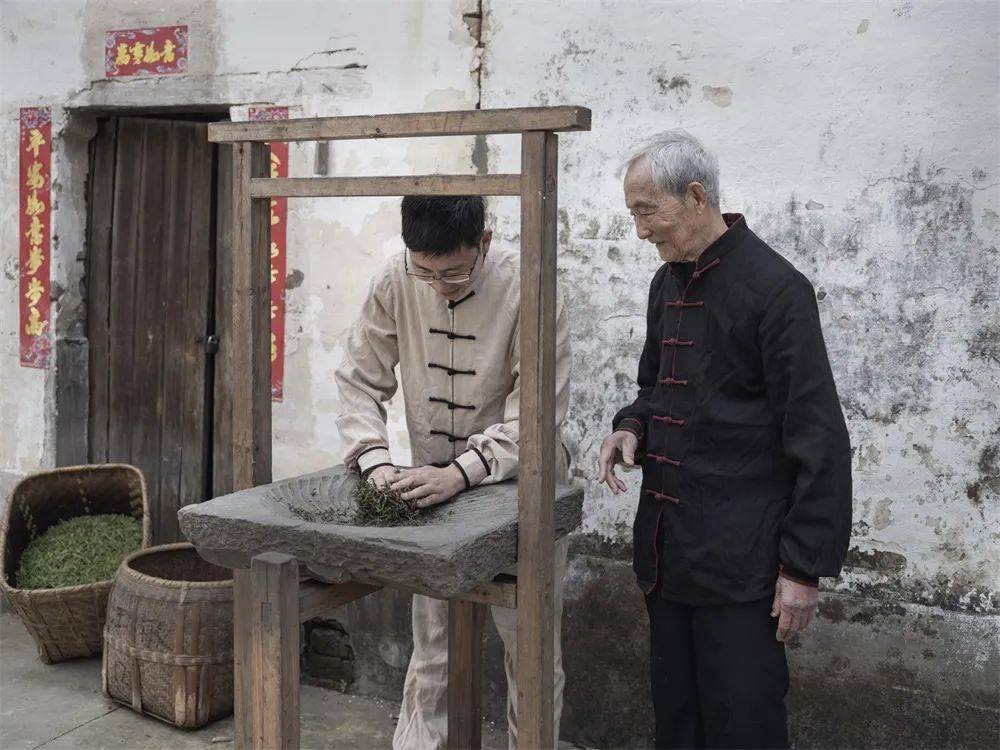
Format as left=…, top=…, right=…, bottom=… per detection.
left=119, top=542, right=233, bottom=590
left=2, top=576, right=115, bottom=597
left=0, top=463, right=150, bottom=595
left=6, top=463, right=148, bottom=498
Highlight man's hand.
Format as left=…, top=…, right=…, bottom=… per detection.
left=367, top=465, right=399, bottom=488
left=597, top=430, right=640, bottom=494
left=770, top=576, right=819, bottom=642
left=391, top=465, right=466, bottom=509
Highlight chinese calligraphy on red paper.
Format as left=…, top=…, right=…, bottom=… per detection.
left=19, top=107, right=52, bottom=368
left=105, top=26, right=188, bottom=77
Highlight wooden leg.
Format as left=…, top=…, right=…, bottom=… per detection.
left=447, top=599, right=486, bottom=750
left=233, top=569, right=254, bottom=750
left=250, top=552, right=300, bottom=750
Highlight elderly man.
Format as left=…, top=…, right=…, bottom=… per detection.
left=598, top=131, right=852, bottom=749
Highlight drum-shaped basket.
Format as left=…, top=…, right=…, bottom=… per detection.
left=0, top=464, right=150, bottom=663
left=103, top=542, right=234, bottom=729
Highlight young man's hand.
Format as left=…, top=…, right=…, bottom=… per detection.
left=770, top=576, right=819, bottom=642
left=367, top=465, right=399, bottom=488
left=597, top=429, right=640, bottom=494
left=391, top=465, right=467, bottom=509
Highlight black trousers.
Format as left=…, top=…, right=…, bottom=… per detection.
left=645, top=593, right=789, bottom=749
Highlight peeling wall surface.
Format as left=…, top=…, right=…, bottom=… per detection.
left=477, top=2, right=999, bottom=745
left=1, top=1, right=998, bottom=747
left=1, top=0, right=484, bottom=480
left=483, top=0, right=999, bottom=615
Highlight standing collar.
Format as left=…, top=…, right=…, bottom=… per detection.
left=453, top=247, right=494, bottom=306
left=670, top=212, right=748, bottom=271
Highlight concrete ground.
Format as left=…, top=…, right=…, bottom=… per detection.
left=0, top=609, right=576, bottom=750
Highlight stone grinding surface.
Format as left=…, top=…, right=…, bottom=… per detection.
left=178, top=466, right=584, bottom=596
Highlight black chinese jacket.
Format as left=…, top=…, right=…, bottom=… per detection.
left=613, top=214, right=852, bottom=605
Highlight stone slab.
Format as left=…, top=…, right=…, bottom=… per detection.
left=178, top=465, right=584, bottom=597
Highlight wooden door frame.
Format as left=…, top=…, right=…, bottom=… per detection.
left=61, top=106, right=231, bottom=471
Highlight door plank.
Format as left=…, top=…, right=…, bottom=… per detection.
left=129, top=118, right=170, bottom=543
left=179, top=122, right=215, bottom=519
left=158, top=121, right=188, bottom=542
left=213, top=145, right=235, bottom=497
left=86, top=118, right=117, bottom=464
left=107, top=119, right=144, bottom=464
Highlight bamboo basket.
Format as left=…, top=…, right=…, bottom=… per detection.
left=103, top=542, right=234, bottom=728
left=0, top=464, right=150, bottom=663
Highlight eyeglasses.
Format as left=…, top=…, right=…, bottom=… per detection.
left=404, top=247, right=481, bottom=284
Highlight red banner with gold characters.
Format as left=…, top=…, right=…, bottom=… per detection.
left=249, top=107, right=290, bottom=402
left=105, top=26, right=188, bottom=77
left=19, top=107, right=52, bottom=369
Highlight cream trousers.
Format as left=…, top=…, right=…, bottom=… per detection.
left=392, top=537, right=569, bottom=750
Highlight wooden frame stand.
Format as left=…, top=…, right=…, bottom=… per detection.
left=208, top=105, right=591, bottom=750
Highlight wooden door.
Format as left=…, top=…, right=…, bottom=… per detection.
left=87, top=116, right=218, bottom=544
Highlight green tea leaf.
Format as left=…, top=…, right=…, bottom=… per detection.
left=15, top=514, right=143, bottom=589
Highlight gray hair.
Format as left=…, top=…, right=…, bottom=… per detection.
left=622, top=129, right=721, bottom=208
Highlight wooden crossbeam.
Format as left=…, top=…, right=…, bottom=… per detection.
left=208, top=106, right=591, bottom=143
left=452, top=573, right=518, bottom=609
left=400, top=574, right=518, bottom=610
left=298, top=580, right=380, bottom=623
left=249, top=174, right=521, bottom=198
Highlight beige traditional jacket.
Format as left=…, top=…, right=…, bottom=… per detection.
left=335, top=247, right=571, bottom=487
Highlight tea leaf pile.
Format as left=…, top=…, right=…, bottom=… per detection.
left=287, top=479, right=419, bottom=527
left=15, top=514, right=143, bottom=589
left=351, top=481, right=420, bottom=526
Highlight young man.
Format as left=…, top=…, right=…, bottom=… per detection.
left=335, top=196, right=572, bottom=749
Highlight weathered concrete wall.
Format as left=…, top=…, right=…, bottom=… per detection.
left=2, top=1, right=998, bottom=747
left=1, top=0, right=483, bottom=478
left=482, top=0, right=998, bottom=609
left=472, top=0, right=999, bottom=745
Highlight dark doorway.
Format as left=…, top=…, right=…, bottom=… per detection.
left=86, top=115, right=232, bottom=544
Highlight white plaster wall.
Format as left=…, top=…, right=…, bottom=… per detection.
left=2, top=0, right=997, bottom=614
left=481, top=0, right=999, bottom=611
left=0, top=0, right=482, bottom=477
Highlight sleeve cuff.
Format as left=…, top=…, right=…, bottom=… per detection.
left=455, top=448, right=490, bottom=487
left=356, top=446, right=392, bottom=474
left=361, top=463, right=393, bottom=480
left=614, top=417, right=644, bottom=440
left=779, top=564, right=819, bottom=588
